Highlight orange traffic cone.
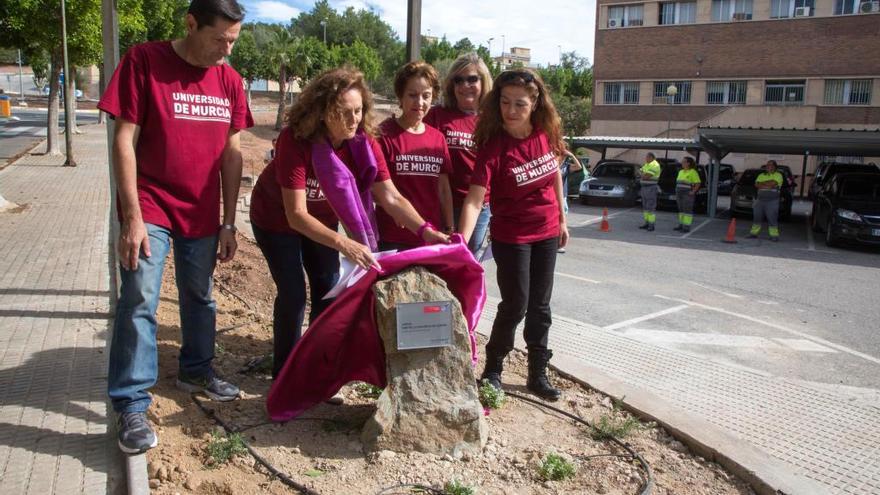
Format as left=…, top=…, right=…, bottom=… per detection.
left=722, top=218, right=737, bottom=243
left=600, top=208, right=611, bottom=232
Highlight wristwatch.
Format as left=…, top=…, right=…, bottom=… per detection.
left=220, top=224, right=237, bottom=232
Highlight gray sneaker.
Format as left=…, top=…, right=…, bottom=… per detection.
left=117, top=412, right=158, bottom=454
left=176, top=374, right=240, bottom=402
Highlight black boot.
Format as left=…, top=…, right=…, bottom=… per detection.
left=638, top=223, right=650, bottom=230
left=527, top=349, right=561, bottom=401
left=480, top=349, right=505, bottom=390
left=646, top=223, right=655, bottom=232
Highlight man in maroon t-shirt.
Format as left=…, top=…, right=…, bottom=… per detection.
left=98, top=0, right=254, bottom=454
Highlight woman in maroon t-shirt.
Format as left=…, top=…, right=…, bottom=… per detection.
left=377, top=61, right=453, bottom=251
left=249, top=68, right=448, bottom=380
left=424, top=53, right=493, bottom=254
left=459, top=68, right=569, bottom=401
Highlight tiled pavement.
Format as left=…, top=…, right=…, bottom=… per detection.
left=479, top=298, right=880, bottom=495
left=0, top=126, right=120, bottom=494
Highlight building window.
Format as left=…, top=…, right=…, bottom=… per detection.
left=836, top=0, right=880, bottom=13
left=604, top=82, right=640, bottom=104
left=660, top=1, right=697, bottom=24
left=764, top=80, right=806, bottom=104
left=825, top=79, right=873, bottom=105
left=653, top=81, right=692, bottom=104
left=607, top=4, right=645, bottom=27
left=771, top=0, right=815, bottom=17
left=707, top=81, right=747, bottom=104
left=712, top=0, right=754, bottom=20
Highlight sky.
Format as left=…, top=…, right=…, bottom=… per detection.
left=239, top=0, right=597, bottom=66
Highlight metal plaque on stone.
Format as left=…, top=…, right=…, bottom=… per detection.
left=395, top=301, right=453, bottom=350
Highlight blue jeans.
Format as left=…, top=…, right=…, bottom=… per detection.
left=252, top=225, right=340, bottom=378
left=108, top=224, right=219, bottom=413
left=454, top=203, right=491, bottom=254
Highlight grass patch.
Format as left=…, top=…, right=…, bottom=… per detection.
left=355, top=382, right=383, bottom=399
left=478, top=380, right=506, bottom=410
left=591, top=411, right=641, bottom=441
left=537, top=452, right=577, bottom=481
left=444, top=479, right=476, bottom=495
left=303, top=469, right=324, bottom=478
left=204, top=431, right=247, bottom=467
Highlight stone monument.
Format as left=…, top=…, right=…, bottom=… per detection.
left=361, top=266, right=488, bottom=456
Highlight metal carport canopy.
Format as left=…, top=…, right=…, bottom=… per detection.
left=696, top=127, right=880, bottom=156
left=569, top=136, right=703, bottom=156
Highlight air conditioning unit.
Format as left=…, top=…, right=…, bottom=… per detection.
left=732, top=12, right=751, bottom=20
left=860, top=1, right=880, bottom=12
left=794, top=6, right=811, bottom=16
left=608, top=17, right=623, bottom=27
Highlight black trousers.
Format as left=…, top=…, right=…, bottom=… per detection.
left=252, top=224, right=340, bottom=377
left=487, top=237, right=558, bottom=356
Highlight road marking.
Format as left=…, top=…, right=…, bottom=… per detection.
left=681, top=218, right=711, bottom=238
left=657, top=235, right=714, bottom=242
left=602, top=305, right=689, bottom=331
left=805, top=215, right=816, bottom=251
left=554, top=271, right=601, bottom=284
left=654, top=294, right=880, bottom=365
left=574, top=207, right=636, bottom=227
left=689, top=281, right=744, bottom=299
left=0, top=125, right=38, bottom=136
left=617, top=328, right=836, bottom=352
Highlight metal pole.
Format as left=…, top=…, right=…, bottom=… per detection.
left=61, top=0, right=76, bottom=167
left=708, top=156, right=718, bottom=218
left=405, top=0, right=421, bottom=62
left=800, top=152, right=809, bottom=198
left=102, top=0, right=120, bottom=300
left=17, top=49, right=25, bottom=105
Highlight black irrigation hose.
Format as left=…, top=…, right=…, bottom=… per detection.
left=190, top=396, right=321, bottom=495
left=505, top=390, right=654, bottom=495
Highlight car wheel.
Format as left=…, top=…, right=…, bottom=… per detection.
left=824, top=217, right=839, bottom=247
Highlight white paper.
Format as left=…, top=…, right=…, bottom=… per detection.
left=322, top=249, right=398, bottom=300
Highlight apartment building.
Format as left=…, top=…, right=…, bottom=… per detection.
left=495, top=47, right=534, bottom=70
left=591, top=0, right=880, bottom=170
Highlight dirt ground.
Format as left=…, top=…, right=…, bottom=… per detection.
left=142, top=111, right=756, bottom=495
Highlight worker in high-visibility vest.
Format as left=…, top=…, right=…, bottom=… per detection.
left=674, top=157, right=701, bottom=233
left=749, top=160, right=783, bottom=241
left=638, top=152, right=661, bottom=231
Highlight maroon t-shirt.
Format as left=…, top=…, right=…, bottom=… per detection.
left=376, top=118, right=452, bottom=246
left=424, top=106, right=487, bottom=207
left=249, top=129, right=391, bottom=235
left=471, top=129, right=560, bottom=244
left=98, top=41, right=254, bottom=237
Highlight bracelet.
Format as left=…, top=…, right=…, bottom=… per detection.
left=416, top=221, right=435, bottom=240
left=220, top=224, right=237, bottom=232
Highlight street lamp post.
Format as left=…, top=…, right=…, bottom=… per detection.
left=320, top=20, right=327, bottom=44
left=61, top=0, right=76, bottom=167
left=558, top=44, right=562, bottom=66
left=666, top=83, right=678, bottom=138
left=487, top=37, right=494, bottom=55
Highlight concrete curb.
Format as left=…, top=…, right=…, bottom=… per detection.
left=475, top=326, right=832, bottom=495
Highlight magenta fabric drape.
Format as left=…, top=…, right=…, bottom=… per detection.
left=266, top=236, right=485, bottom=421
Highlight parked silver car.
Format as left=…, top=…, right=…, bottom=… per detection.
left=579, top=161, right=641, bottom=206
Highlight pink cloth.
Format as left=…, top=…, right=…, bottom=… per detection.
left=266, top=236, right=485, bottom=421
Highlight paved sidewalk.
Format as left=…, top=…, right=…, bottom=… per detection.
left=478, top=298, right=880, bottom=495
left=0, top=126, right=120, bottom=494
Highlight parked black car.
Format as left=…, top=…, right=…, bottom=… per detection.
left=579, top=161, right=640, bottom=206
left=717, top=163, right=736, bottom=195
left=808, top=162, right=879, bottom=200
left=730, top=168, right=794, bottom=221
left=655, top=160, right=709, bottom=213
left=811, top=173, right=880, bottom=247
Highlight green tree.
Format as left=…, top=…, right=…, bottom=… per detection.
left=228, top=28, right=268, bottom=106
left=421, top=36, right=457, bottom=65
left=555, top=95, right=591, bottom=139
left=329, top=40, right=381, bottom=81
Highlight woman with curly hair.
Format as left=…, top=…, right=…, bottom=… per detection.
left=376, top=61, right=454, bottom=251
left=424, top=53, right=493, bottom=254
left=458, top=68, right=568, bottom=401
left=249, top=67, right=449, bottom=380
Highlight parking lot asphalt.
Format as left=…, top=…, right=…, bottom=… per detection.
left=482, top=198, right=880, bottom=404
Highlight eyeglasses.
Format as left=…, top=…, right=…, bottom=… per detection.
left=498, top=70, right=535, bottom=85
left=453, top=75, right=480, bottom=85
